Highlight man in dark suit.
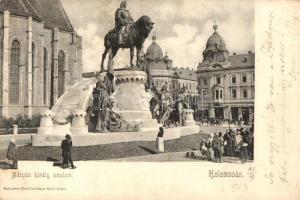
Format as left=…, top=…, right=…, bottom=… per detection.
left=61, top=134, right=76, bottom=169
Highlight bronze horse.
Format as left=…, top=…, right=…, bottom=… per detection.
left=100, top=15, right=154, bottom=72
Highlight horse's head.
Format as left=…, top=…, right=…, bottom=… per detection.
left=135, top=15, right=154, bottom=36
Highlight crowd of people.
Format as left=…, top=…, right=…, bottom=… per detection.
left=199, top=127, right=254, bottom=163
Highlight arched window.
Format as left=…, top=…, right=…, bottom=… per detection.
left=58, top=50, right=65, bottom=97
left=32, top=42, right=36, bottom=104
left=9, top=40, right=21, bottom=104
left=43, top=47, right=48, bottom=105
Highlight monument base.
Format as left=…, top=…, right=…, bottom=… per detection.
left=116, top=110, right=159, bottom=130
left=112, top=69, right=160, bottom=130
left=183, top=109, right=196, bottom=126
left=31, top=125, right=200, bottom=146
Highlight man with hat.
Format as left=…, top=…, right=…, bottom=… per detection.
left=61, top=134, right=76, bottom=169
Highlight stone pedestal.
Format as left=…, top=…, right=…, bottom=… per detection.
left=112, top=69, right=159, bottom=130
left=13, top=125, right=18, bottom=135
left=37, top=110, right=54, bottom=135
left=70, top=110, right=88, bottom=134
left=184, top=109, right=196, bottom=126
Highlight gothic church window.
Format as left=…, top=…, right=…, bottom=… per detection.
left=43, top=48, right=48, bottom=104
left=9, top=40, right=21, bottom=104
left=58, top=50, right=65, bottom=97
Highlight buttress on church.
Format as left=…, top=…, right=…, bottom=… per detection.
left=0, top=0, right=82, bottom=118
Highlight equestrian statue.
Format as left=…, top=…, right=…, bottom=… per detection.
left=100, top=0, right=154, bottom=72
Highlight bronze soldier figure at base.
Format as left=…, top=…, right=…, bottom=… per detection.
left=61, top=134, right=76, bottom=169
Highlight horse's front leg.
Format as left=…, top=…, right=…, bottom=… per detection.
left=100, top=46, right=110, bottom=72
left=136, top=47, right=141, bottom=67
left=107, top=48, right=119, bottom=73
left=130, top=47, right=134, bottom=68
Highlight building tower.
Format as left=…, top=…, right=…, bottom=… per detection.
left=202, top=23, right=229, bottom=64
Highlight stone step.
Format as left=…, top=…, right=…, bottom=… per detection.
left=31, top=125, right=200, bottom=146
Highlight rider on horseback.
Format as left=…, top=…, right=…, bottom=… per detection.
left=115, top=0, right=134, bottom=45
left=100, top=3, right=154, bottom=72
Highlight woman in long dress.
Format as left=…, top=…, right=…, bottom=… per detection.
left=206, top=134, right=214, bottom=161
left=156, top=127, right=165, bottom=153
left=6, top=139, right=18, bottom=169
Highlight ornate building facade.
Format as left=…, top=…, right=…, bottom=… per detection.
left=197, top=24, right=254, bottom=123
left=143, top=35, right=198, bottom=107
left=0, top=0, right=82, bottom=118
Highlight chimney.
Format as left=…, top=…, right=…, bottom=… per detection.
left=248, top=51, right=252, bottom=54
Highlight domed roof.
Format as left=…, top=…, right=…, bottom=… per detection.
left=146, top=35, right=164, bottom=60
left=201, top=24, right=230, bottom=64
left=205, top=24, right=228, bottom=51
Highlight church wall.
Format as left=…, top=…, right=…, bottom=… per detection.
left=0, top=4, right=83, bottom=119
left=1, top=15, right=82, bottom=118
left=58, top=30, right=76, bottom=89
left=43, top=28, right=53, bottom=107
left=30, top=29, right=81, bottom=114
left=31, top=20, right=45, bottom=107
left=76, top=35, right=83, bottom=81
left=8, top=15, right=28, bottom=111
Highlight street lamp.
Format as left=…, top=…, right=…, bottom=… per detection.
left=201, top=89, right=204, bottom=111
left=225, top=106, right=232, bottom=130
left=201, top=89, right=207, bottom=111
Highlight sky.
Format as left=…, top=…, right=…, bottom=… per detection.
left=61, top=0, right=254, bottom=72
